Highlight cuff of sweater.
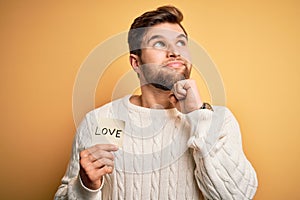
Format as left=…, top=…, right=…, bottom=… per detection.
left=186, top=108, right=213, bottom=124
left=68, top=175, right=102, bottom=199
left=79, top=174, right=105, bottom=192
left=186, top=108, right=213, bottom=134
left=186, top=109, right=213, bottom=147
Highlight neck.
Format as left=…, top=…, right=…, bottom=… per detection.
left=130, top=84, right=174, bottom=109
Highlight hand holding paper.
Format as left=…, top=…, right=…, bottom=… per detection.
left=78, top=118, right=125, bottom=190
left=79, top=144, right=118, bottom=190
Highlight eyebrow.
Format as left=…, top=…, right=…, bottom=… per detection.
left=146, top=33, right=188, bottom=44
left=177, top=34, right=188, bottom=40
left=146, top=35, right=164, bottom=44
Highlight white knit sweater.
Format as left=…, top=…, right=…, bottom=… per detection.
left=55, top=95, right=258, bottom=200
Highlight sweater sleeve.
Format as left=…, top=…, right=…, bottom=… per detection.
left=54, top=115, right=103, bottom=200
left=185, top=106, right=258, bottom=200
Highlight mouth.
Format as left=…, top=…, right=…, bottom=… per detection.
left=166, top=61, right=185, bottom=69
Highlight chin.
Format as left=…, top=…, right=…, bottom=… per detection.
left=142, top=65, right=187, bottom=89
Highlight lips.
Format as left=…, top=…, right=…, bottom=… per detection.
left=166, top=61, right=185, bottom=68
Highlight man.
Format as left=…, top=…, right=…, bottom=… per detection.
left=55, top=5, right=258, bottom=200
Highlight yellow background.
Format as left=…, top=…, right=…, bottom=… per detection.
left=1, top=1, right=299, bottom=199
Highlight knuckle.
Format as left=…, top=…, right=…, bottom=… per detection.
left=96, top=159, right=103, bottom=167
left=79, top=150, right=87, bottom=159
left=99, top=151, right=106, bottom=157
left=88, top=154, right=94, bottom=161
left=98, top=157, right=107, bottom=164
left=107, top=152, right=115, bottom=160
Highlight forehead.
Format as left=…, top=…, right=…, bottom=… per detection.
left=143, top=23, right=186, bottom=40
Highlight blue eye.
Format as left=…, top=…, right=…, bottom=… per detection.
left=153, top=41, right=166, bottom=48
left=176, top=40, right=186, bottom=47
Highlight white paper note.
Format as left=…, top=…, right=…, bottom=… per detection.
left=92, top=118, right=125, bottom=147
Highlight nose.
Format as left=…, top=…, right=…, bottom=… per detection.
left=167, top=45, right=180, bottom=58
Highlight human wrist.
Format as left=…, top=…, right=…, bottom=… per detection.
left=69, top=174, right=102, bottom=199
left=79, top=174, right=104, bottom=192
left=79, top=168, right=102, bottom=190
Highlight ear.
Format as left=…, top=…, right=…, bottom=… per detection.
left=129, top=54, right=141, bottom=73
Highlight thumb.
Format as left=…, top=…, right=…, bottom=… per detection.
left=169, top=94, right=181, bottom=111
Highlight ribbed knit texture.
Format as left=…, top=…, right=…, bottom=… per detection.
left=55, top=95, right=258, bottom=200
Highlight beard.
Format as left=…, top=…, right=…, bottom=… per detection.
left=140, top=63, right=188, bottom=91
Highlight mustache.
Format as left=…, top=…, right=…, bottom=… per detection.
left=162, top=58, right=189, bottom=67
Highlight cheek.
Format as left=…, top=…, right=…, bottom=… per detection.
left=141, top=49, right=167, bottom=64
left=180, top=49, right=191, bottom=63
